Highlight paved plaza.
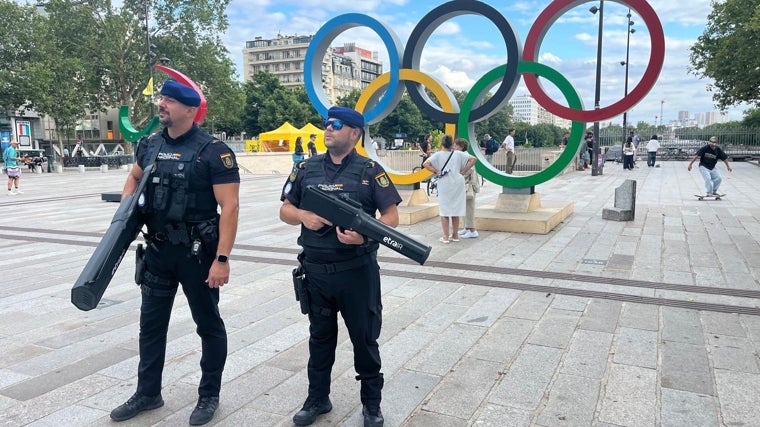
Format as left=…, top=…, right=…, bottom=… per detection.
left=1, top=158, right=759, bottom=426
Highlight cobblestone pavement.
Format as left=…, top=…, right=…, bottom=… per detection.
left=0, top=160, right=759, bottom=427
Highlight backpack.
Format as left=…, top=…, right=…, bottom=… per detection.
left=486, top=138, right=499, bottom=154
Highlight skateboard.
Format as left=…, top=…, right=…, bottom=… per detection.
left=695, top=194, right=725, bottom=201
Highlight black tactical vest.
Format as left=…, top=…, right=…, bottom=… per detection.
left=143, top=133, right=217, bottom=230
left=298, top=153, right=377, bottom=253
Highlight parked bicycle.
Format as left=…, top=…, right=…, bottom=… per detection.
left=410, top=165, right=438, bottom=197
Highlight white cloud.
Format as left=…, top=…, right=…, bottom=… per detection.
left=432, top=65, right=476, bottom=91
left=221, top=0, right=745, bottom=122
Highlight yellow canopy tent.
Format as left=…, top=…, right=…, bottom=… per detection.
left=257, top=122, right=301, bottom=152
left=298, top=123, right=326, bottom=154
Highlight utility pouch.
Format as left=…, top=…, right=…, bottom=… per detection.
left=195, top=217, right=219, bottom=255
left=292, top=265, right=309, bottom=315
left=135, top=243, right=146, bottom=285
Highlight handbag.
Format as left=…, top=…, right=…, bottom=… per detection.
left=438, top=150, right=455, bottom=176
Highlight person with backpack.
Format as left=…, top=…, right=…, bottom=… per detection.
left=483, top=133, right=499, bottom=165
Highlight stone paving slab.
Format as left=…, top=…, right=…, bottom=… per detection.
left=0, top=161, right=758, bottom=426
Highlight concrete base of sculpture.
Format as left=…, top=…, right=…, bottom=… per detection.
left=396, top=188, right=439, bottom=225
left=475, top=191, right=573, bottom=234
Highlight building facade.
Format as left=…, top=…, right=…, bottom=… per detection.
left=242, top=35, right=382, bottom=104
left=507, top=95, right=571, bottom=129
left=1, top=106, right=125, bottom=160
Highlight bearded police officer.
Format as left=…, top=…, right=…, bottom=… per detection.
left=110, top=80, right=240, bottom=426
left=280, top=107, right=401, bottom=427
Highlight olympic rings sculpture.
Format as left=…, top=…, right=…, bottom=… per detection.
left=305, top=0, right=665, bottom=188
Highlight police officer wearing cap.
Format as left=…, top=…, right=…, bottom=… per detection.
left=110, top=80, right=240, bottom=426
left=280, top=106, right=401, bottom=427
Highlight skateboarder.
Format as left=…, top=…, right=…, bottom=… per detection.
left=687, top=136, right=732, bottom=196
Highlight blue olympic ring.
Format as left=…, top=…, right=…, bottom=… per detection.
left=304, top=13, right=403, bottom=123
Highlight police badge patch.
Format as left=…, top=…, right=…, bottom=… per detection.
left=220, top=153, right=234, bottom=169
left=375, top=172, right=390, bottom=188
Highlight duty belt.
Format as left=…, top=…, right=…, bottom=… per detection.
left=301, top=256, right=369, bottom=274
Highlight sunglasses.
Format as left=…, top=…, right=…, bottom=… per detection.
left=323, top=119, right=351, bottom=131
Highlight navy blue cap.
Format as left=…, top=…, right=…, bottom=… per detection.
left=160, top=80, right=201, bottom=107
left=327, top=106, right=365, bottom=129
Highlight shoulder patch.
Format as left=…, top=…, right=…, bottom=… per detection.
left=220, top=152, right=234, bottom=169
left=290, top=162, right=306, bottom=182
left=367, top=160, right=376, bottom=168
left=375, top=172, right=390, bottom=188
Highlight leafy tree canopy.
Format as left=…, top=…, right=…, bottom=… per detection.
left=0, top=0, right=241, bottom=137
left=690, top=0, right=760, bottom=110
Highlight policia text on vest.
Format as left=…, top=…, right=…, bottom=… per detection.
left=300, top=185, right=432, bottom=265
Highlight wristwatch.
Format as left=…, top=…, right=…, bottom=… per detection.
left=215, top=255, right=229, bottom=264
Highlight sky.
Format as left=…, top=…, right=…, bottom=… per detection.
left=223, top=0, right=749, bottom=126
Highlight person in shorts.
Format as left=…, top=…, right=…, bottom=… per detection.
left=3, top=140, right=23, bottom=195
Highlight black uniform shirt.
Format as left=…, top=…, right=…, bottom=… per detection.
left=281, top=150, right=401, bottom=213
left=136, top=125, right=240, bottom=186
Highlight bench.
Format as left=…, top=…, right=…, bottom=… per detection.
left=603, top=179, right=636, bottom=221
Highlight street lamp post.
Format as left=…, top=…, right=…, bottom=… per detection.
left=141, top=0, right=156, bottom=116
left=620, top=9, right=635, bottom=152
left=590, top=1, right=604, bottom=176
left=660, top=99, right=665, bottom=127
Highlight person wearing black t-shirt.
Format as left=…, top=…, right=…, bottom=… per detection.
left=688, top=136, right=732, bottom=196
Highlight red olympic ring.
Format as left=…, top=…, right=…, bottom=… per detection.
left=523, top=0, right=665, bottom=122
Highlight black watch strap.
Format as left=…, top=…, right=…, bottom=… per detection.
left=216, top=255, right=229, bottom=263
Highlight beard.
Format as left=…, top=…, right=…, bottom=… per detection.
left=158, top=109, right=173, bottom=127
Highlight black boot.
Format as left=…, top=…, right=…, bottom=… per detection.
left=293, top=397, right=332, bottom=426
left=110, top=392, right=164, bottom=421
left=362, top=405, right=384, bottom=427
left=189, top=395, right=219, bottom=425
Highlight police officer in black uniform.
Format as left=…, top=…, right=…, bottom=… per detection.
left=110, top=80, right=240, bottom=426
left=280, top=107, right=401, bottom=427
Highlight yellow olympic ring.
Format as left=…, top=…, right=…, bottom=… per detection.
left=355, top=69, right=457, bottom=185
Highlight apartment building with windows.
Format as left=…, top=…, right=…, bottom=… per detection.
left=243, top=34, right=382, bottom=104
left=508, top=95, right=571, bottom=128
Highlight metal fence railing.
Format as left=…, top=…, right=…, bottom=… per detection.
left=62, top=154, right=135, bottom=168
left=376, top=148, right=575, bottom=175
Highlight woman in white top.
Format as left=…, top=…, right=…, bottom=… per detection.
left=423, top=135, right=476, bottom=243
left=623, top=141, right=635, bottom=170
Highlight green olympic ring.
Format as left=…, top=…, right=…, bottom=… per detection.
left=457, top=61, right=585, bottom=188
left=118, top=105, right=159, bottom=143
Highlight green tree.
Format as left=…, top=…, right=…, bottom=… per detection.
left=742, top=108, right=760, bottom=127
left=258, top=87, right=313, bottom=130
left=294, top=85, right=323, bottom=127
left=242, top=71, right=282, bottom=136
left=20, top=1, right=103, bottom=155
left=0, top=1, right=42, bottom=113
left=374, top=93, right=432, bottom=147
left=690, top=0, right=760, bottom=109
